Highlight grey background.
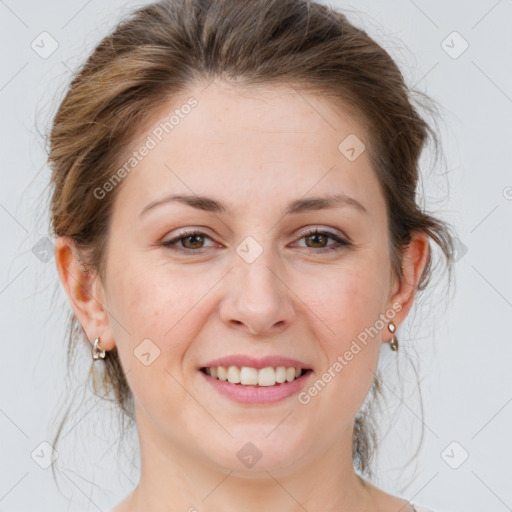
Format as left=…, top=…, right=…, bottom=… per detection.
left=1, top=0, right=511, bottom=511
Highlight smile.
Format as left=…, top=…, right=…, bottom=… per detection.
left=201, top=365, right=311, bottom=386
left=199, top=365, right=314, bottom=405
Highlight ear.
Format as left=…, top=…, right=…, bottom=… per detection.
left=54, top=236, right=116, bottom=351
left=383, top=231, right=430, bottom=342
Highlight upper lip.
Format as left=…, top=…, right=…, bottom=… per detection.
left=200, top=355, right=311, bottom=370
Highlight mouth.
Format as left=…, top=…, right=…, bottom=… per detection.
left=200, top=366, right=313, bottom=387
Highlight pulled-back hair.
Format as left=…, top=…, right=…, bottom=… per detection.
left=46, top=0, right=456, bottom=484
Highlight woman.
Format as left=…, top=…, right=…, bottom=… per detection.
left=48, top=0, right=455, bottom=510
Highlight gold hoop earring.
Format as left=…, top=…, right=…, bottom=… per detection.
left=387, top=322, right=399, bottom=352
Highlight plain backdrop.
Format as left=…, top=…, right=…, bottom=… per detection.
left=1, top=1, right=511, bottom=511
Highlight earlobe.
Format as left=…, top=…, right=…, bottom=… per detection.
left=384, top=232, right=430, bottom=340
left=54, top=236, right=115, bottom=351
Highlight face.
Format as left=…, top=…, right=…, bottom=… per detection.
left=67, top=79, right=415, bottom=477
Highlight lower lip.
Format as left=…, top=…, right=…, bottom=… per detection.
left=199, top=370, right=313, bottom=405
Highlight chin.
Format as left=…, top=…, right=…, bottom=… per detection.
left=198, top=429, right=309, bottom=476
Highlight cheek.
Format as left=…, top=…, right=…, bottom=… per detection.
left=299, top=263, right=384, bottom=414
left=119, top=273, right=198, bottom=343
left=107, top=257, right=219, bottom=373
left=106, top=266, right=207, bottom=422
left=303, top=263, right=387, bottom=346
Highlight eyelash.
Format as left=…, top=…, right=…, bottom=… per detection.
left=161, top=228, right=352, bottom=254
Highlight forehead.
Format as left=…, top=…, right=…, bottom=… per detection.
left=149, top=80, right=366, bottom=156
left=112, top=79, right=383, bottom=220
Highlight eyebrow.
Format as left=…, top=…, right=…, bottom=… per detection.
left=139, top=192, right=368, bottom=218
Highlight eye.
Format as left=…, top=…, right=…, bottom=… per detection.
left=161, top=230, right=217, bottom=253
left=162, top=228, right=351, bottom=254
left=293, top=228, right=352, bottom=252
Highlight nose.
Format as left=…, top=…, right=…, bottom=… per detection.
left=219, top=247, right=296, bottom=336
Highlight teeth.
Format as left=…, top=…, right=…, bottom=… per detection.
left=217, top=366, right=228, bottom=381
left=275, top=366, right=287, bottom=383
left=240, top=367, right=258, bottom=385
left=227, top=366, right=240, bottom=384
left=204, top=365, right=305, bottom=386
left=258, top=367, right=276, bottom=387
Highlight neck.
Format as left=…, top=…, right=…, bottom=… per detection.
left=121, top=411, right=376, bottom=512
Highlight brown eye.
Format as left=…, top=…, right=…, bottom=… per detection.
left=162, top=230, right=216, bottom=252
left=181, top=233, right=205, bottom=249
left=296, top=228, right=352, bottom=252
left=304, top=232, right=329, bottom=249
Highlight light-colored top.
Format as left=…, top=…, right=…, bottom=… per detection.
left=413, top=505, right=437, bottom=512
left=101, top=504, right=437, bottom=512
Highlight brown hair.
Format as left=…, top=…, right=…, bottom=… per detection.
left=46, top=0, right=456, bottom=484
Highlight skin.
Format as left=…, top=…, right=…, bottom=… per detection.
left=55, top=79, right=429, bottom=512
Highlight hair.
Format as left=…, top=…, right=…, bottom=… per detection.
left=45, top=0, right=457, bottom=488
